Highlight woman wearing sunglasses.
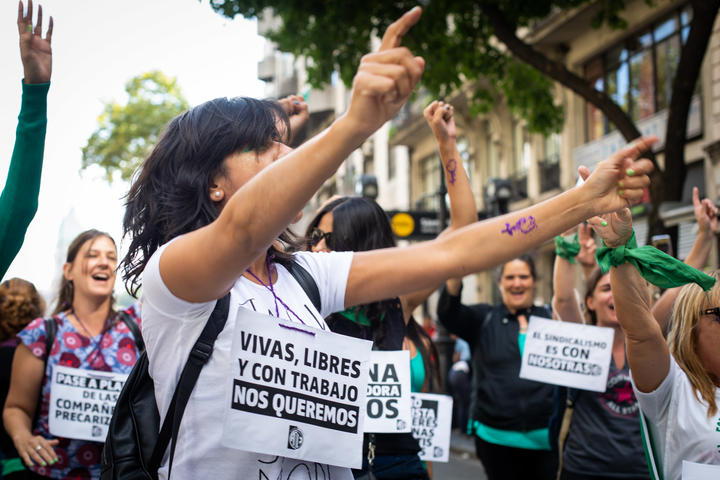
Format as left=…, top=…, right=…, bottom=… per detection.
left=599, top=205, right=720, bottom=480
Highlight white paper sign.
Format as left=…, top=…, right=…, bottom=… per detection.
left=519, top=316, right=614, bottom=392
left=410, top=393, right=453, bottom=462
left=48, top=365, right=128, bottom=441
left=364, top=350, right=411, bottom=433
left=682, top=461, right=720, bottom=479
left=221, top=309, right=372, bottom=469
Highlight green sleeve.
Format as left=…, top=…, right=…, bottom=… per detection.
left=0, top=81, right=50, bottom=280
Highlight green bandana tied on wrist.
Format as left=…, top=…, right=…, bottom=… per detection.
left=595, top=230, right=716, bottom=291
left=555, top=234, right=581, bottom=263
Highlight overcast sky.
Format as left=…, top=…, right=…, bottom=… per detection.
left=0, top=0, right=265, bottom=300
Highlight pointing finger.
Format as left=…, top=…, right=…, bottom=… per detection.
left=379, top=6, right=422, bottom=51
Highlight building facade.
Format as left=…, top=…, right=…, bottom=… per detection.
left=256, top=0, right=720, bottom=309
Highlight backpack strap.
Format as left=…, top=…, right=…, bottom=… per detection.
left=286, top=260, right=322, bottom=313
left=118, top=310, right=145, bottom=354
left=149, top=293, right=231, bottom=477
left=43, top=317, right=57, bottom=363
left=555, top=388, right=580, bottom=480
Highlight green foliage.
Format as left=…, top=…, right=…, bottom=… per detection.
left=208, top=0, right=642, bottom=134
left=82, top=71, right=189, bottom=181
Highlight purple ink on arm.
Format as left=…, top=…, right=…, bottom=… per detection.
left=446, top=159, right=457, bottom=185
left=501, top=216, right=538, bottom=236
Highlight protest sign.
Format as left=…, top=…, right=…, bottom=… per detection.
left=48, top=366, right=128, bottom=441
left=410, top=393, right=453, bottom=462
left=682, top=461, right=720, bottom=479
left=221, top=308, right=372, bottom=468
left=364, top=350, right=411, bottom=433
left=519, top=316, right=614, bottom=392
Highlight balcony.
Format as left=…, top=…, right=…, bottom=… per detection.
left=257, top=56, right=275, bottom=82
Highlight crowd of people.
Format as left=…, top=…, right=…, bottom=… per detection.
left=1, top=2, right=719, bottom=480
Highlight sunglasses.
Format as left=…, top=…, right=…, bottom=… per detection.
left=702, top=307, right=720, bottom=323
left=309, top=227, right=333, bottom=249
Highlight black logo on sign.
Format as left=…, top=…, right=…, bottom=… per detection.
left=287, top=425, right=304, bottom=450
left=92, top=426, right=103, bottom=437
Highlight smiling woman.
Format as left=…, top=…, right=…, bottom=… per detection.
left=2, top=229, right=142, bottom=479
left=437, top=254, right=558, bottom=480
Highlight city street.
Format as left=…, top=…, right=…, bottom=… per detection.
left=433, top=450, right=487, bottom=480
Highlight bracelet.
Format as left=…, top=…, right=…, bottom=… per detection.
left=554, top=234, right=580, bottom=263
left=595, top=230, right=715, bottom=291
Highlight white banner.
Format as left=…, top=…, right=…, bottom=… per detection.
left=221, top=309, right=372, bottom=468
left=519, top=316, right=614, bottom=392
left=411, top=393, right=453, bottom=463
left=682, top=461, right=720, bottom=479
left=364, top=350, right=411, bottom=433
left=48, top=366, right=128, bottom=441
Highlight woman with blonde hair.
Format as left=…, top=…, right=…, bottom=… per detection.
left=594, top=206, right=720, bottom=480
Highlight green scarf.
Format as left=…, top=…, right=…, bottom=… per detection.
left=554, top=234, right=581, bottom=263
left=338, top=307, right=372, bottom=326
left=595, top=230, right=715, bottom=291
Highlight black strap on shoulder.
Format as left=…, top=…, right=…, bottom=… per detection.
left=286, top=260, right=322, bottom=313
left=118, top=311, right=145, bottom=354
left=149, top=293, right=231, bottom=477
left=43, top=317, right=57, bottom=363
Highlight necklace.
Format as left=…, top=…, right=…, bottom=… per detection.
left=70, top=308, right=109, bottom=365
left=245, top=256, right=307, bottom=326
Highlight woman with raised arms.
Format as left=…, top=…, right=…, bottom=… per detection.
left=121, top=7, right=656, bottom=479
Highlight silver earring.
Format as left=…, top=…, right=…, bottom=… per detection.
left=214, top=191, right=221, bottom=198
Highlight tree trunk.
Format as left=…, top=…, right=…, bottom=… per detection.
left=654, top=0, right=720, bottom=252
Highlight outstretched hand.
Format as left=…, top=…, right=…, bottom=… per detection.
left=692, top=186, right=719, bottom=237
left=576, top=223, right=597, bottom=267
left=578, top=136, right=656, bottom=216
left=346, top=7, right=425, bottom=137
left=424, top=100, right=456, bottom=143
left=17, top=0, right=53, bottom=84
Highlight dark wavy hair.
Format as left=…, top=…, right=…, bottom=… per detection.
left=584, top=266, right=606, bottom=326
left=121, top=96, right=293, bottom=296
left=54, top=229, right=117, bottom=316
left=305, top=196, right=441, bottom=389
left=0, top=278, right=45, bottom=342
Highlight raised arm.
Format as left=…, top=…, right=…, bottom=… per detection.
left=160, top=8, right=425, bottom=302
left=0, top=1, right=53, bottom=280
left=651, top=186, right=718, bottom=333
left=552, top=223, right=595, bottom=324
left=402, top=101, right=478, bottom=314
left=592, top=207, right=671, bottom=392
left=345, top=137, right=656, bottom=308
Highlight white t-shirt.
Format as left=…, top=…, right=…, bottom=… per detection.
left=141, top=244, right=354, bottom=480
left=634, top=356, right=720, bottom=480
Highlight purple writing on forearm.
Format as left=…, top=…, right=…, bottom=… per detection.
left=446, top=159, right=457, bottom=185
left=501, top=216, right=537, bottom=236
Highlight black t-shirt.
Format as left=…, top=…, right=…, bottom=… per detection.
left=563, top=357, right=649, bottom=478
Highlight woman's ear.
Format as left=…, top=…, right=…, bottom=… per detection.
left=62, top=262, right=73, bottom=282
left=209, top=184, right=225, bottom=203
left=586, top=295, right=596, bottom=313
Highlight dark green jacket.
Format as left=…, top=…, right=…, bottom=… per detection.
left=0, top=81, right=49, bottom=280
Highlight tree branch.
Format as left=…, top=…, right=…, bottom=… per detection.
left=480, top=3, right=643, bottom=143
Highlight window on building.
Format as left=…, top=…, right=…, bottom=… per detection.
left=585, top=5, right=694, bottom=141
left=388, top=146, right=396, bottom=180
left=419, top=153, right=441, bottom=210
left=513, top=121, right=531, bottom=174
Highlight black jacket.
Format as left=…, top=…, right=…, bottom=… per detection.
left=437, top=285, right=554, bottom=432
